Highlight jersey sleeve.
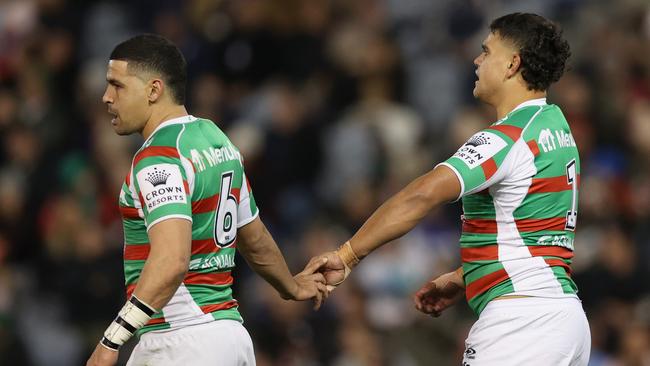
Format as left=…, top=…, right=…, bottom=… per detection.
left=437, top=128, right=517, bottom=200
left=132, top=145, right=194, bottom=230
left=236, top=171, right=259, bottom=228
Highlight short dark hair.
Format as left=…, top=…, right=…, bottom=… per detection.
left=490, top=13, right=570, bottom=91
left=110, top=34, right=187, bottom=104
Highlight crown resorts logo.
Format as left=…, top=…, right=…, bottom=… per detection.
left=466, top=132, right=491, bottom=147
left=145, top=167, right=171, bottom=187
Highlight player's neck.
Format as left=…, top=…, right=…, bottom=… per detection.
left=141, top=105, right=189, bottom=140
left=494, top=89, right=546, bottom=120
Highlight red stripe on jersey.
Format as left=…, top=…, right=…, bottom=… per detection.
left=126, top=283, right=136, bottom=298
left=125, top=171, right=131, bottom=186
left=147, top=316, right=166, bottom=325
left=516, top=217, right=566, bottom=232
left=462, top=218, right=498, bottom=234
left=133, top=146, right=180, bottom=167
left=529, top=176, right=568, bottom=193
left=527, top=140, right=540, bottom=156
left=245, top=176, right=253, bottom=193
left=489, top=125, right=523, bottom=141
left=529, top=175, right=580, bottom=193
left=200, top=300, right=238, bottom=314
left=124, top=244, right=150, bottom=260
left=232, top=188, right=241, bottom=203
left=461, top=245, right=498, bottom=262
left=184, top=271, right=233, bottom=286
left=528, top=245, right=574, bottom=259
left=183, top=180, right=190, bottom=195
left=192, top=238, right=218, bottom=255
left=192, top=194, right=219, bottom=214
left=481, top=158, right=498, bottom=180
left=463, top=217, right=567, bottom=234
left=466, top=268, right=510, bottom=301
left=126, top=239, right=227, bottom=259
left=543, top=258, right=572, bottom=276
left=120, top=206, right=140, bottom=219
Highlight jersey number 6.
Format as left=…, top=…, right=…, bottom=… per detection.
left=214, top=171, right=238, bottom=247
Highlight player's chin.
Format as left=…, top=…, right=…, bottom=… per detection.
left=472, top=83, right=481, bottom=98
left=112, top=123, right=135, bottom=136
left=113, top=126, right=131, bottom=136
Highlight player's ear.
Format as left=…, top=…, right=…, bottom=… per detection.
left=506, top=54, right=521, bottom=78
left=148, top=79, right=164, bottom=104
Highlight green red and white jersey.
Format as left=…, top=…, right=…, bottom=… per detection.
left=439, top=98, right=580, bottom=315
left=118, top=115, right=258, bottom=335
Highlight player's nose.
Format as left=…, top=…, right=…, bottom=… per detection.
left=102, top=87, right=113, bottom=104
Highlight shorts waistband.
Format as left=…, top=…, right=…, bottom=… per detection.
left=140, top=319, right=241, bottom=340
left=483, top=296, right=581, bottom=312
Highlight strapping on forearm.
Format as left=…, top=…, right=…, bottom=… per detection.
left=100, top=295, right=157, bottom=351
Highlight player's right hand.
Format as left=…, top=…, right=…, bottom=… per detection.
left=290, top=256, right=330, bottom=310
left=318, top=251, right=346, bottom=288
left=413, top=270, right=465, bottom=317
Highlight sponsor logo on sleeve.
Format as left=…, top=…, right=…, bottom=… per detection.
left=453, top=131, right=507, bottom=168
left=136, top=163, right=187, bottom=212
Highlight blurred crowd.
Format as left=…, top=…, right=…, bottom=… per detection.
left=0, top=0, right=649, bottom=365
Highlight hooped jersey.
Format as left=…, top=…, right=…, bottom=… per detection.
left=119, top=115, right=258, bottom=335
left=439, top=99, right=580, bottom=314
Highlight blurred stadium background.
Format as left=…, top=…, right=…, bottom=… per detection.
left=0, top=0, right=649, bottom=365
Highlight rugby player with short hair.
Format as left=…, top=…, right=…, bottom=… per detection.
left=317, top=13, right=591, bottom=365
left=86, top=34, right=329, bottom=366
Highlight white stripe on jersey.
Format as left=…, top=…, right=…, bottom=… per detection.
left=491, top=108, right=566, bottom=295
left=159, top=283, right=213, bottom=329
left=236, top=172, right=257, bottom=228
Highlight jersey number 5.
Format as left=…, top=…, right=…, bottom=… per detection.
left=214, top=171, right=237, bottom=247
left=565, top=159, right=578, bottom=231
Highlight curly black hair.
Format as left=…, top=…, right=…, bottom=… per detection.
left=490, top=13, right=571, bottom=91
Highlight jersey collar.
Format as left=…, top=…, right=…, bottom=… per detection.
left=494, top=98, right=546, bottom=125
left=142, top=115, right=197, bottom=146
left=511, top=98, right=547, bottom=113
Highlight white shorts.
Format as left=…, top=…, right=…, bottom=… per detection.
left=463, top=297, right=591, bottom=366
left=126, top=320, right=256, bottom=366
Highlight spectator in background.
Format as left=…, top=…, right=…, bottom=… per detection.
left=0, top=1, right=648, bottom=365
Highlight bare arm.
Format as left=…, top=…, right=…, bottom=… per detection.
left=238, top=216, right=327, bottom=303
left=237, top=216, right=298, bottom=298
left=350, top=165, right=461, bottom=258
left=133, top=218, right=192, bottom=308
left=87, top=218, right=192, bottom=365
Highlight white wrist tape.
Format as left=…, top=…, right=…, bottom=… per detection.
left=100, top=295, right=156, bottom=351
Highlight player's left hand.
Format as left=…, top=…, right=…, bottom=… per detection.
left=86, top=343, right=118, bottom=366
left=413, top=270, right=465, bottom=317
